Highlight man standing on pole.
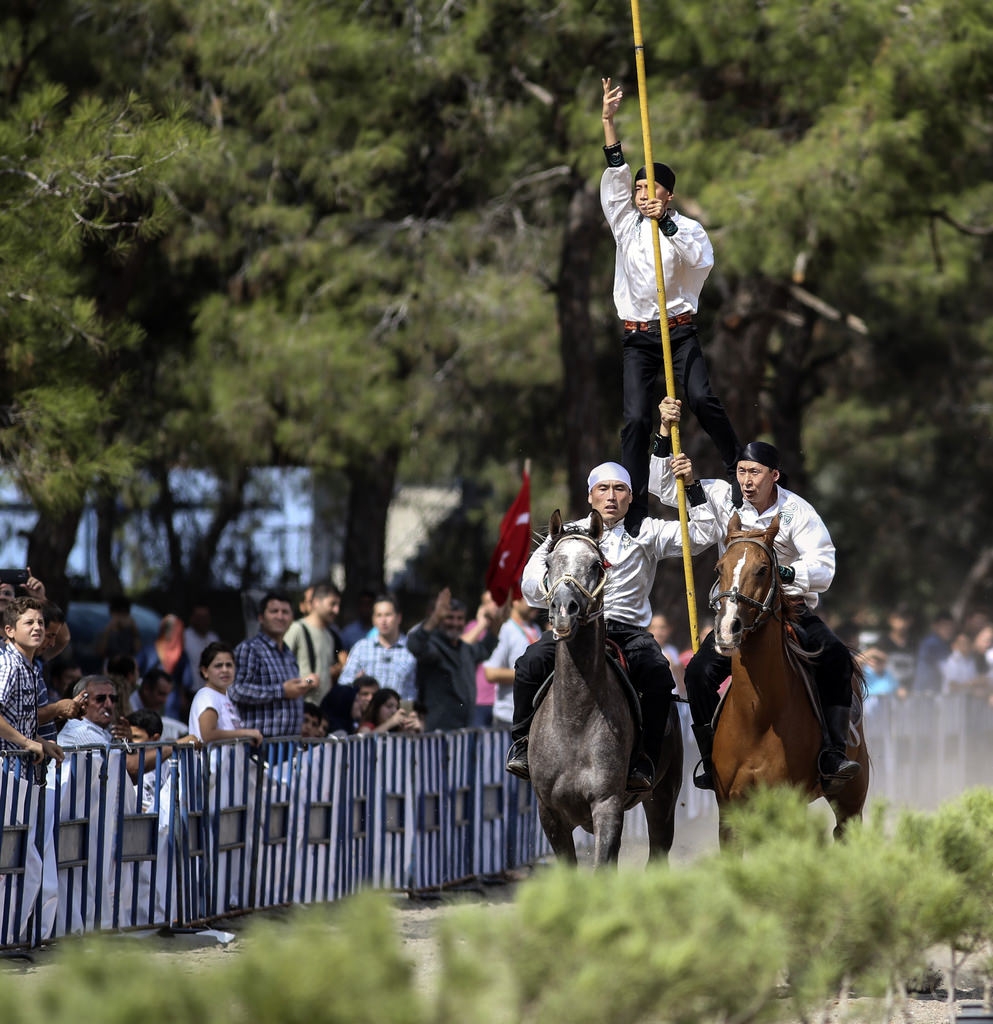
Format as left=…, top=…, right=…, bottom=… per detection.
left=600, top=78, right=742, bottom=537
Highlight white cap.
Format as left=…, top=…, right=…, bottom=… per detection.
left=587, top=461, right=632, bottom=492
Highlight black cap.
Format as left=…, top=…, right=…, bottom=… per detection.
left=738, top=441, right=780, bottom=470
left=634, top=162, right=676, bottom=193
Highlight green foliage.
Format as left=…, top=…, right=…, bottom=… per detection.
left=438, top=864, right=785, bottom=1024
left=0, top=895, right=426, bottom=1024
left=11, top=790, right=993, bottom=1023
left=2, top=0, right=993, bottom=612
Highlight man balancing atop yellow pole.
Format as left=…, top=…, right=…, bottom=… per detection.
left=599, top=76, right=743, bottom=547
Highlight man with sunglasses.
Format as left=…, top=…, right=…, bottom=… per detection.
left=57, top=675, right=132, bottom=747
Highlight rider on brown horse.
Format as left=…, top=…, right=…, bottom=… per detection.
left=505, top=459, right=712, bottom=791
left=650, top=397, right=861, bottom=796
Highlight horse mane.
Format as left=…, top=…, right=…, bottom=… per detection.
left=546, top=521, right=602, bottom=551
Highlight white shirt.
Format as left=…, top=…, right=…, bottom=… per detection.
left=600, top=164, right=714, bottom=322
left=188, top=686, right=243, bottom=742
left=57, top=717, right=113, bottom=747
left=485, top=617, right=542, bottom=724
left=522, top=512, right=714, bottom=629
left=649, top=456, right=835, bottom=611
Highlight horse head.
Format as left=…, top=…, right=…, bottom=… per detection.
left=711, top=513, right=782, bottom=654
left=543, top=509, right=607, bottom=640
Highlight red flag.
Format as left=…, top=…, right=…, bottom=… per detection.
left=485, top=465, right=532, bottom=606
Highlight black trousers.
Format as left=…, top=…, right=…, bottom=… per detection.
left=684, top=611, right=854, bottom=728
left=512, top=624, right=675, bottom=762
left=620, top=323, right=740, bottom=512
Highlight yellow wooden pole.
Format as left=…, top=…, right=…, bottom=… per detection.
left=628, top=0, right=700, bottom=652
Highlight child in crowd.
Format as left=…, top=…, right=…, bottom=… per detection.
left=301, top=701, right=328, bottom=738
left=126, top=706, right=198, bottom=809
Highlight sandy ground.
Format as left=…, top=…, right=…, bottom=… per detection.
left=0, top=815, right=984, bottom=1023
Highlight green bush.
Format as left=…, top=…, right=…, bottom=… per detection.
left=7, top=789, right=993, bottom=1024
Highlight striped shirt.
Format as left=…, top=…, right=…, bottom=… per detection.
left=229, top=631, right=302, bottom=738
left=0, top=643, right=43, bottom=753
left=339, top=634, right=417, bottom=700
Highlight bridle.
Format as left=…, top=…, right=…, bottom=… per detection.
left=709, top=535, right=781, bottom=635
left=541, top=533, right=607, bottom=634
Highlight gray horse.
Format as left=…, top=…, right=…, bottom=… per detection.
left=528, top=510, right=684, bottom=866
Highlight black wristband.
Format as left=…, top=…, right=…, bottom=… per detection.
left=603, top=142, right=624, bottom=168
left=686, top=481, right=707, bottom=507
left=650, top=433, right=672, bottom=458
left=778, top=565, right=796, bottom=585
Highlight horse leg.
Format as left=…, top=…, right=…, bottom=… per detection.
left=537, top=801, right=578, bottom=865
left=827, top=771, right=869, bottom=839
left=642, top=790, right=675, bottom=861
left=717, top=804, right=736, bottom=850
left=590, top=796, right=626, bottom=866
left=644, top=713, right=682, bottom=860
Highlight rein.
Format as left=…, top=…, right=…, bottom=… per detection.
left=709, top=535, right=781, bottom=635
left=542, top=533, right=607, bottom=634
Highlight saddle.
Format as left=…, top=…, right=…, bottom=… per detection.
left=532, top=640, right=643, bottom=731
left=710, top=636, right=865, bottom=743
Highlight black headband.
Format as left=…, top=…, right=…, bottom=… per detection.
left=739, top=441, right=780, bottom=471
left=634, top=162, right=676, bottom=193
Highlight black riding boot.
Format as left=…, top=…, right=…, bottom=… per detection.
left=505, top=675, right=542, bottom=780
left=506, top=736, right=530, bottom=780
left=628, top=688, right=668, bottom=794
left=819, top=705, right=861, bottom=796
left=691, top=723, right=716, bottom=790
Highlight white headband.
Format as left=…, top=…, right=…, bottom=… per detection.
left=587, top=461, right=632, bottom=491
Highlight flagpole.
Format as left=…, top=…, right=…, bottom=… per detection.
left=628, top=0, right=700, bottom=653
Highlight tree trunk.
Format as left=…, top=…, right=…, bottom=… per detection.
left=557, top=177, right=604, bottom=518
left=151, top=463, right=185, bottom=608
left=94, top=491, right=125, bottom=597
left=342, top=446, right=400, bottom=618
left=187, top=467, right=251, bottom=601
left=26, top=506, right=83, bottom=612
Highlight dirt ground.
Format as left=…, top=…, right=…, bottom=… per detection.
left=1, top=815, right=984, bottom=1023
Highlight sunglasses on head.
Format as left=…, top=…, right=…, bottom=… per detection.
left=92, top=693, right=118, bottom=704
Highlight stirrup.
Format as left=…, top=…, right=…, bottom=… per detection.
left=626, top=751, right=654, bottom=793
left=818, top=748, right=860, bottom=795
left=505, top=738, right=530, bottom=781
left=692, top=758, right=715, bottom=791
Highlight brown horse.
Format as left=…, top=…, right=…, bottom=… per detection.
left=709, top=513, right=869, bottom=843
left=527, top=510, right=683, bottom=866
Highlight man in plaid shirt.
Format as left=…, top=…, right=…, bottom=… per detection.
left=230, top=592, right=320, bottom=738
left=339, top=594, right=417, bottom=701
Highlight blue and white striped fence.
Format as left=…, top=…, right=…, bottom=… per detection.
left=0, top=725, right=548, bottom=948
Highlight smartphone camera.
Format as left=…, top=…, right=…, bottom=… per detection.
left=0, top=568, right=29, bottom=586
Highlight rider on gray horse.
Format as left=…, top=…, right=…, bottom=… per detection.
left=506, top=460, right=713, bottom=791
left=650, top=397, right=861, bottom=795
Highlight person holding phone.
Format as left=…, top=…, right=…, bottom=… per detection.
left=358, top=688, right=423, bottom=734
